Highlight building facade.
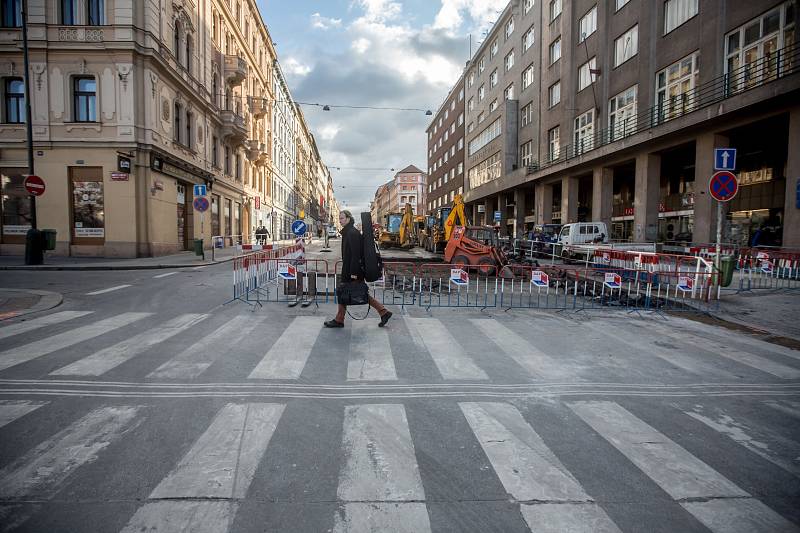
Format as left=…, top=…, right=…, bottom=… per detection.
left=426, top=74, right=466, bottom=214
left=455, top=0, right=799, bottom=247
left=0, top=0, right=333, bottom=257
left=393, top=165, right=427, bottom=214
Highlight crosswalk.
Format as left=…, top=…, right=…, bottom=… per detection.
left=0, top=397, right=798, bottom=532
left=1, top=309, right=799, bottom=383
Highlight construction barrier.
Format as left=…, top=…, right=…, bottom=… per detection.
left=734, top=248, right=800, bottom=292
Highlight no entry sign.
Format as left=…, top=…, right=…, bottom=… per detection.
left=24, top=175, right=46, bottom=196
left=709, top=171, right=738, bottom=202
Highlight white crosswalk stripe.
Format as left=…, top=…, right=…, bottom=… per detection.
left=347, top=320, right=396, bottom=381
left=85, top=284, right=131, bottom=296
left=470, top=319, right=579, bottom=380
left=121, top=403, right=285, bottom=533
left=51, top=314, right=208, bottom=376
left=568, top=401, right=793, bottom=532
left=0, top=312, right=151, bottom=373
left=248, top=316, right=322, bottom=379
left=0, top=406, right=140, bottom=498
left=0, top=400, right=47, bottom=429
left=335, top=404, right=431, bottom=532
left=405, top=317, right=488, bottom=380
left=148, top=315, right=265, bottom=379
left=0, top=311, right=93, bottom=342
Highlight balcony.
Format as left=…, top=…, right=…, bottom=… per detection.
left=248, top=96, right=268, bottom=118
left=220, top=110, right=248, bottom=147
left=224, top=55, right=248, bottom=86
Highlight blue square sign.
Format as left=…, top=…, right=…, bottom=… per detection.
left=714, top=148, right=736, bottom=171
left=193, top=184, right=207, bottom=197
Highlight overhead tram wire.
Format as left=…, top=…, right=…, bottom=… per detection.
left=210, top=93, right=433, bottom=115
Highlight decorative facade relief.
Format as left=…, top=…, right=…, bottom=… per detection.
left=50, top=67, right=64, bottom=119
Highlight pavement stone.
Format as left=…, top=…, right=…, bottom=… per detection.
left=0, top=289, right=63, bottom=321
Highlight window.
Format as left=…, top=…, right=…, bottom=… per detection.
left=458, top=112, right=464, bottom=126
left=173, top=102, right=181, bottom=142
left=468, top=98, right=474, bottom=111
left=4, top=78, right=24, bottom=123
left=520, top=102, right=533, bottom=127
left=655, top=52, right=699, bottom=122
left=87, top=0, right=103, bottom=25
left=548, top=80, right=561, bottom=107
left=547, top=126, right=560, bottom=161
left=505, top=17, right=514, bottom=39
left=458, top=88, right=464, bottom=101
left=614, top=25, right=638, bottom=67
left=212, top=136, right=219, bottom=167
left=477, top=111, right=484, bottom=124
left=489, top=99, right=498, bottom=113
left=0, top=169, right=32, bottom=238
left=524, top=0, right=535, bottom=15
left=549, top=0, right=562, bottom=21
left=185, top=34, right=193, bottom=73
left=574, top=109, right=595, bottom=154
left=478, top=85, right=485, bottom=101
left=174, top=19, right=182, bottom=62
left=468, top=122, right=475, bottom=133
left=70, top=169, right=104, bottom=241
left=505, top=50, right=515, bottom=72
left=1, top=0, right=21, bottom=27
left=490, top=69, right=498, bottom=88
left=467, top=71, right=475, bottom=88
left=664, top=0, right=698, bottom=34
left=616, top=0, right=630, bottom=10
left=468, top=118, right=502, bottom=156
left=549, top=37, right=561, bottom=64
left=578, top=6, right=597, bottom=42
left=468, top=152, right=502, bottom=189
left=490, top=39, right=499, bottom=58
left=73, top=77, right=96, bottom=122
left=522, top=64, right=535, bottom=89
left=725, top=2, right=795, bottom=93
left=609, top=85, right=637, bottom=141
left=185, top=110, right=193, bottom=148
left=578, top=57, right=597, bottom=91
left=457, top=137, right=464, bottom=150
left=523, top=26, right=535, bottom=53
left=224, top=146, right=231, bottom=175
left=479, top=56, right=485, bottom=74
left=504, top=84, right=514, bottom=100
left=61, top=0, right=76, bottom=24
left=520, top=141, right=533, bottom=167
left=457, top=162, right=463, bottom=175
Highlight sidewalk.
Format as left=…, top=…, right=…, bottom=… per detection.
left=0, top=247, right=239, bottom=271
left=711, top=290, right=800, bottom=342
left=0, top=288, right=63, bottom=320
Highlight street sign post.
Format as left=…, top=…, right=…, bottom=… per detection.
left=23, top=175, right=45, bottom=196
left=291, top=220, right=307, bottom=237
left=714, top=148, right=737, bottom=171
left=709, top=169, right=738, bottom=280
left=193, top=184, right=207, bottom=197
left=493, top=211, right=501, bottom=222
left=192, top=196, right=209, bottom=261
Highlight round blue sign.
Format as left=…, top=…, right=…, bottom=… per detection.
left=291, top=220, right=307, bottom=236
left=193, top=197, right=209, bottom=212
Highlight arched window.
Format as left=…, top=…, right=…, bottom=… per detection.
left=174, top=101, right=182, bottom=143
left=185, top=34, right=192, bottom=73
left=173, top=20, right=181, bottom=63
left=212, top=73, right=219, bottom=107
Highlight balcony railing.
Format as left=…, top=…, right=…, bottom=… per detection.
left=220, top=110, right=248, bottom=146
left=224, top=55, right=248, bottom=86
left=539, top=41, right=799, bottom=171
left=248, top=96, right=268, bottom=118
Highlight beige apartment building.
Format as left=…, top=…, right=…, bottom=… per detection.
left=0, top=0, right=331, bottom=257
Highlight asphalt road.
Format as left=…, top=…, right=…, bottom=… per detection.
left=0, top=262, right=799, bottom=532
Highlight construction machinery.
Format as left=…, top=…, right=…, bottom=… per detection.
left=379, top=203, right=416, bottom=249
left=444, top=225, right=510, bottom=276
left=422, top=194, right=468, bottom=253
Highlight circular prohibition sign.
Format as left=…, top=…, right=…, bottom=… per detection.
left=709, top=170, right=738, bottom=202
left=192, top=196, right=210, bottom=212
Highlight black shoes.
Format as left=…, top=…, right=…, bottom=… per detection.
left=379, top=311, right=393, bottom=327
left=324, top=319, right=344, bottom=328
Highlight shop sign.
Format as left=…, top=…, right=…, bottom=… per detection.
left=117, top=155, right=132, bottom=173
left=111, top=172, right=129, bottom=181
left=2, top=225, right=31, bottom=236
left=73, top=181, right=105, bottom=238
left=151, top=155, right=204, bottom=184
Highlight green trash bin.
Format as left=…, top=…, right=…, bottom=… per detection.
left=41, top=229, right=57, bottom=251
left=719, top=255, right=736, bottom=287
left=193, top=238, right=204, bottom=256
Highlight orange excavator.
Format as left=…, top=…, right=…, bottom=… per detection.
left=444, top=224, right=510, bottom=277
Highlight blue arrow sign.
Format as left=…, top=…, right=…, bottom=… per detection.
left=193, top=184, right=207, bottom=197
left=714, top=148, right=736, bottom=171
left=291, top=220, right=307, bottom=236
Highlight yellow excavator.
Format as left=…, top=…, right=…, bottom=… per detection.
left=379, top=203, right=416, bottom=249
left=423, top=194, right=468, bottom=253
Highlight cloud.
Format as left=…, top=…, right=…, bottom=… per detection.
left=283, top=57, right=311, bottom=77
left=352, top=0, right=403, bottom=23
left=311, top=12, right=342, bottom=30
left=433, top=0, right=509, bottom=33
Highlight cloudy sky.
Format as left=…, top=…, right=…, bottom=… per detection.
left=256, top=0, right=508, bottom=215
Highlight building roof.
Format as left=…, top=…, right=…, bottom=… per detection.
left=396, top=165, right=424, bottom=174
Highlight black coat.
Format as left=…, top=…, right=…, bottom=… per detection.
left=340, top=222, right=365, bottom=280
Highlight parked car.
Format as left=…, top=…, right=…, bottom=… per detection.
left=326, top=225, right=338, bottom=238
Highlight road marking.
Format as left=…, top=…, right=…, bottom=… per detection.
left=460, top=402, right=590, bottom=502
left=0, top=400, right=47, bottom=429
left=122, top=403, right=284, bottom=533
left=85, top=284, right=132, bottom=296
left=248, top=316, right=322, bottom=379
left=148, top=315, right=264, bottom=379
left=470, top=319, right=578, bottom=380
left=682, top=497, right=800, bottom=533
left=0, top=311, right=93, bottom=341
left=0, top=405, right=140, bottom=498
left=51, top=314, right=208, bottom=376
left=347, top=320, right=396, bottom=381
left=153, top=271, right=178, bottom=278
left=405, top=317, right=487, bottom=380
left=520, top=503, right=622, bottom=533
left=0, top=312, right=151, bottom=373
left=336, top=404, right=430, bottom=532
left=764, top=400, right=800, bottom=420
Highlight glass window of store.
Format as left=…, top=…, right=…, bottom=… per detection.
left=211, top=194, right=220, bottom=237
left=234, top=202, right=241, bottom=240
left=224, top=198, right=231, bottom=238
left=70, top=167, right=104, bottom=243
left=0, top=168, right=31, bottom=243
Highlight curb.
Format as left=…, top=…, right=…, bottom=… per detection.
left=0, top=289, right=63, bottom=321
left=0, top=255, right=236, bottom=271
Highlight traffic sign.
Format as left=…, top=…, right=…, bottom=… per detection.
left=291, top=220, right=307, bottom=236
left=193, top=197, right=209, bottom=212
left=193, top=184, right=207, bottom=197
left=709, top=171, right=738, bottom=202
left=450, top=268, right=469, bottom=286
left=493, top=211, right=501, bottom=222
left=603, top=272, right=621, bottom=289
left=530, top=270, right=549, bottom=287
left=677, top=275, right=693, bottom=292
left=277, top=261, right=297, bottom=280
left=24, top=175, right=45, bottom=196
left=714, top=148, right=737, bottom=171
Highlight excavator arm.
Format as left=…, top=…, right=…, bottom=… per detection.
left=443, top=194, right=467, bottom=241
left=398, top=203, right=415, bottom=246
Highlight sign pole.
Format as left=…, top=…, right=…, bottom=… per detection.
left=201, top=212, right=205, bottom=261
left=21, top=1, right=35, bottom=231
left=715, top=200, right=722, bottom=280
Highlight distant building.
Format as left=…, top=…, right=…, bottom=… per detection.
left=426, top=73, right=466, bottom=215
left=393, top=165, right=427, bottom=214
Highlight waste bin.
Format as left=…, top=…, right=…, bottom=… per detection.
left=193, top=238, right=204, bottom=256
left=719, top=255, right=736, bottom=287
left=41, top=229, right=57, bottom=251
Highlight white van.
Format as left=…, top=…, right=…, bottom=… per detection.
left=558, top=222, right=609, bottom=246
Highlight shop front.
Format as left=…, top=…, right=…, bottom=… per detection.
left=0, top=168, right=32, bottom=249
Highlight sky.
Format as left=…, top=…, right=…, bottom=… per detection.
left=256, top=0, right=509, bottom=215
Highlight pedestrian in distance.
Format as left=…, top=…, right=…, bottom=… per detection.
left=324, top=210, right=392, bottom=328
